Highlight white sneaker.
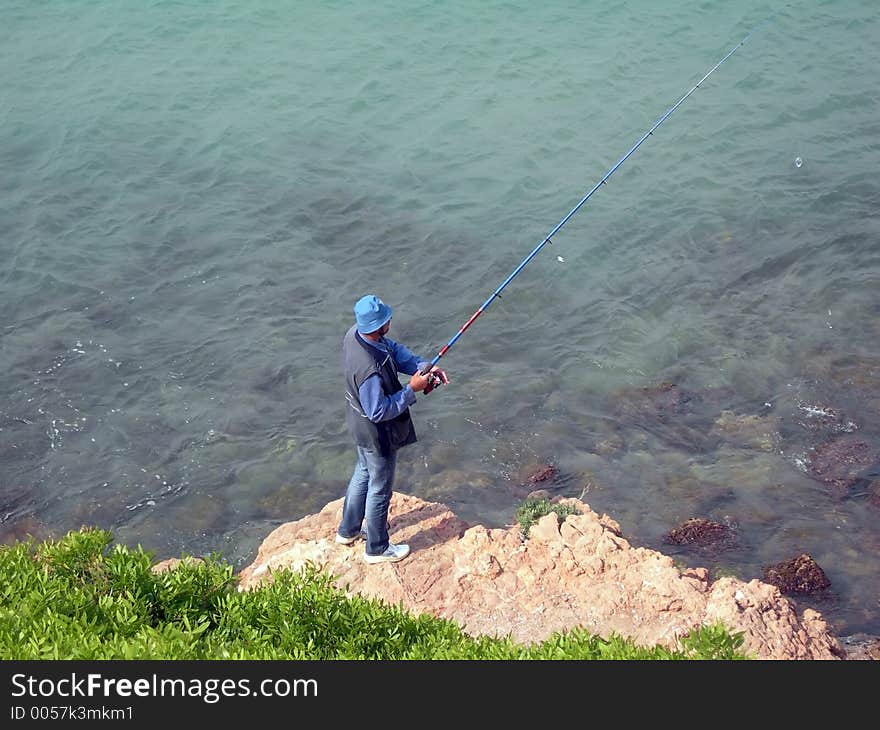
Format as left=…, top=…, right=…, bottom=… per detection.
left=335, top=529, right=366, bottom=545
left=364, top=542, right=410, bottom=564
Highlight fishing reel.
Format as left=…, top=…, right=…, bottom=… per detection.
left=419, top=365, right=445, bottom=395
left=423, top=371, right=444, bottom=395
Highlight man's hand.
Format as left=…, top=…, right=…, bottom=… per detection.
left=428, top=366, right=449, bottom=385
left=408, top=371, right=431, bottom=393
left=420, top=365, right=449, bottom=394
left=410, top=365, right=449, bottom=394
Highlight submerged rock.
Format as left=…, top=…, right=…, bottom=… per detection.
left=820, top=354, right=880, bottom=404
left=805, top=436, right=879, bottom=492
left=615, top=381, right=699, bottom=419
left=795, top=402, right=857, bottom=435
left=526, top=463, right=558, bottom=484
left=870, top=480, right=880, bottom=509
left=607, top=381, right=719, bottom=452
left=664, top=518, right=736, bottom=549
left=711, top=410, right=780, bottom=451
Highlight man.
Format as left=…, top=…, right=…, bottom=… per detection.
left=337, top=294, right=449, bottom=563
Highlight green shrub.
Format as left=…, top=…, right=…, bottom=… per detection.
left=515, top=497, right=582, bottom=538
left=0, top=527, right=749, bottom=660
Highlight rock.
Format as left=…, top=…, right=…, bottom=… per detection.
left=152, top=556, right=205, bottom=574
left=794, top=402, right=857, bottom=435
left=762, top=554, right=831, bottom=595
left=236, top=492, right=844, bottom=660
left=637, top=381, right=697, bottom=415
left=607, top=381, right=714, bottom=452
left=711, top=410, right=780, bottom=451
left=821, top=354, right=880, bottom=408
left=838, top=633, right=880, bottom=660
left=704, top=578, right=841, bottom=660
left=664, top=518, right=736, bottom=548
left=526, top=464, right=558, bottom=484
left=869, top=480, right=880, bottom=509
left=0, top=514, right=50, bottom=547
left=805, top=436, right=879, bottom=492
left=611, top=382, right=698, bottom=424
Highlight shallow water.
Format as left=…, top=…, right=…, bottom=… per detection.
left=2, top=1, right=879, bottom=636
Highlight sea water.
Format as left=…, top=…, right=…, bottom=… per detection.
left=2, top=1, right=879, bottom=636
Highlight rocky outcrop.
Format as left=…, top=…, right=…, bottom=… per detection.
left=236, top=493, right=845, bottom=660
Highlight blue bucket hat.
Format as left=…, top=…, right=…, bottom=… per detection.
left=354, top=294, right=393, bottom=334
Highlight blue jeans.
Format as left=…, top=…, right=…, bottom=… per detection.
left=338, top=445, right=397, bottom=556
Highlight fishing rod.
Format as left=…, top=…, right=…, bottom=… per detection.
left=420, top=16, right=773, bottom=394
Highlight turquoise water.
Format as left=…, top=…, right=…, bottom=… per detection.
left=2, top=1, right=879, bottom=636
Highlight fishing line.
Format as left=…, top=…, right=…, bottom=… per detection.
left=420, top=14, right=776, bottom=386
